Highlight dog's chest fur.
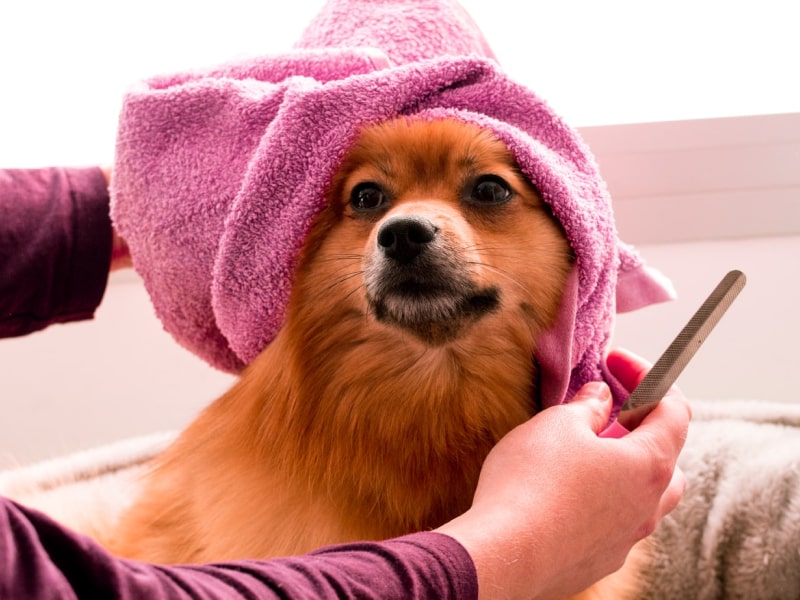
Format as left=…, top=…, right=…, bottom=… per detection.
left=107, top=323, right=538, bottom=562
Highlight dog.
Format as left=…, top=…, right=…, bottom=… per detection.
left=105, top=117, right=640, bottom=597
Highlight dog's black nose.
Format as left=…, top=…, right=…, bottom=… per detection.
left=377, top=216, right=438, bottom=263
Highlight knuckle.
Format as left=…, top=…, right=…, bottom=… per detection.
left=650, top=453, right=675, bottom=488
left=639, top=434, right=677, bottom=490
left=634, top=517, right=658, bottom=540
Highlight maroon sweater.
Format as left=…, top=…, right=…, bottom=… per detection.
left=0, top=168, right=111, bottom=336
left=0, top=167, right=478, bottom=599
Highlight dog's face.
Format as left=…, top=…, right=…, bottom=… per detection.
left=242, top=119, right=576, bottom=537
left=290, top=118, right=573, bottom=352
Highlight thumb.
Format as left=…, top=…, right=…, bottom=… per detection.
left=568, top=381, right=614, bottom=434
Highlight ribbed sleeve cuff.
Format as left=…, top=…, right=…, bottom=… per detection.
left=61, top=167, right=113, bottom=323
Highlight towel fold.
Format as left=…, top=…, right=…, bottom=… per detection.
left=111, top=0, right=674, bottom=409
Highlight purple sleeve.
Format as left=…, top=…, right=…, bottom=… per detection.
left=1, top=497, right=478, bottom=600
left=0, top=167, right=112, bottom=338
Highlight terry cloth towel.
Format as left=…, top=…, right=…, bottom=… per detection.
left=111, top=0, right=675, bottom=411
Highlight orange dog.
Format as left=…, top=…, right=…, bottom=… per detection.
left=108, top=117, right=636, bottom=596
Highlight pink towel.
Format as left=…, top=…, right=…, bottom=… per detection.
left=111, top=0, right=674, bottom=412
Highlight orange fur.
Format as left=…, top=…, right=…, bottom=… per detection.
left=107, top=118, right=641, bottom=597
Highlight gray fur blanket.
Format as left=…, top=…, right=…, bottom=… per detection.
left=2, top=399, right=799, bottom=599
left=644, top=399, right=800, bottom=598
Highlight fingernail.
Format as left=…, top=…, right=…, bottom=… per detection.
left=581, top=381, right=611, bottom=403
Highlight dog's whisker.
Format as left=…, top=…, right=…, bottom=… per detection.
left=339, top=281, right=367, bottom=305
left=466, top=243, right=572, bottom=257
left=316, top=262, right=363, bottom=276
left=467, top=246, right=576, bottom=265
left=467, top=261, right=528, bottom=293
left=302, top=271, right=365, bottom=307
left=316, top=254, right=365, bottom=264
left=307, top=278, right=367, bottom=319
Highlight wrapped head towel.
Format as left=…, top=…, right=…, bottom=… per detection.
left=111, top=0, right=675, bottom=411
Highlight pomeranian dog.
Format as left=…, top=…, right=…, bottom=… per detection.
left=107, top=117, right=637, bottom=597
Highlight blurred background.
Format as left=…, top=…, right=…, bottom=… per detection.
left=1, top=0, right=798, bottom=467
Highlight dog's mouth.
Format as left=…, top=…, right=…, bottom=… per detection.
left=365, top=254, right=500, bottom=345
left=369, top=281, right=500, bottom=345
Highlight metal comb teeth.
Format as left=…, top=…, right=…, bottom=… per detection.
left=623, top=269, right=747, bottom=411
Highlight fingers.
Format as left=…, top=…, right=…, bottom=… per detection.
left=567, top=381, right=614, bottom=434
left=622, top=379, right=690, bottom=458
left=606, top=347, right=651, bottom=392
left=607, top=347, right=692, bottom=522
left=110, top=227, right=133, bottom=271
left=632, top=465, right=686, bottom=541
left=619, top=395, right=691, bottom=538
left=601, top=346, right=693, bottom=452
left=609, top=346, right=693, bottom=430
left=659, top=465, right=687, bottom=518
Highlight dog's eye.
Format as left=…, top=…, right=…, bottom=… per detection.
left=350, top=182, right=388, bottom=212
left=470, top=175, right=512, bottom=206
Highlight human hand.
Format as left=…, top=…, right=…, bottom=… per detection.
left=436, top=348, right=691, bottom=600
left=102, top=166, right=132, bottom=271
left=110, top=227, right=132, bottom=271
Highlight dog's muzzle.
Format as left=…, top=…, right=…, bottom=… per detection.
left=364, top=214, right=499, bottom=344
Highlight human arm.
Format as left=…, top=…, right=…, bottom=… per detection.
left=436, top=348, right=690, bottom=600
left=0, top=496, right=475, bottom=600
left=0, top=167, right=129, bottom=338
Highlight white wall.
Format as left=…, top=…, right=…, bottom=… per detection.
left=1, top=0, right=797, bottom=169
left=612, top=236, right=799, bottom=406
left=0, top=272, right=235, bottom=469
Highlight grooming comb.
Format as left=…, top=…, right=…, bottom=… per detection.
left=602, top=270, right=746, bottom=436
